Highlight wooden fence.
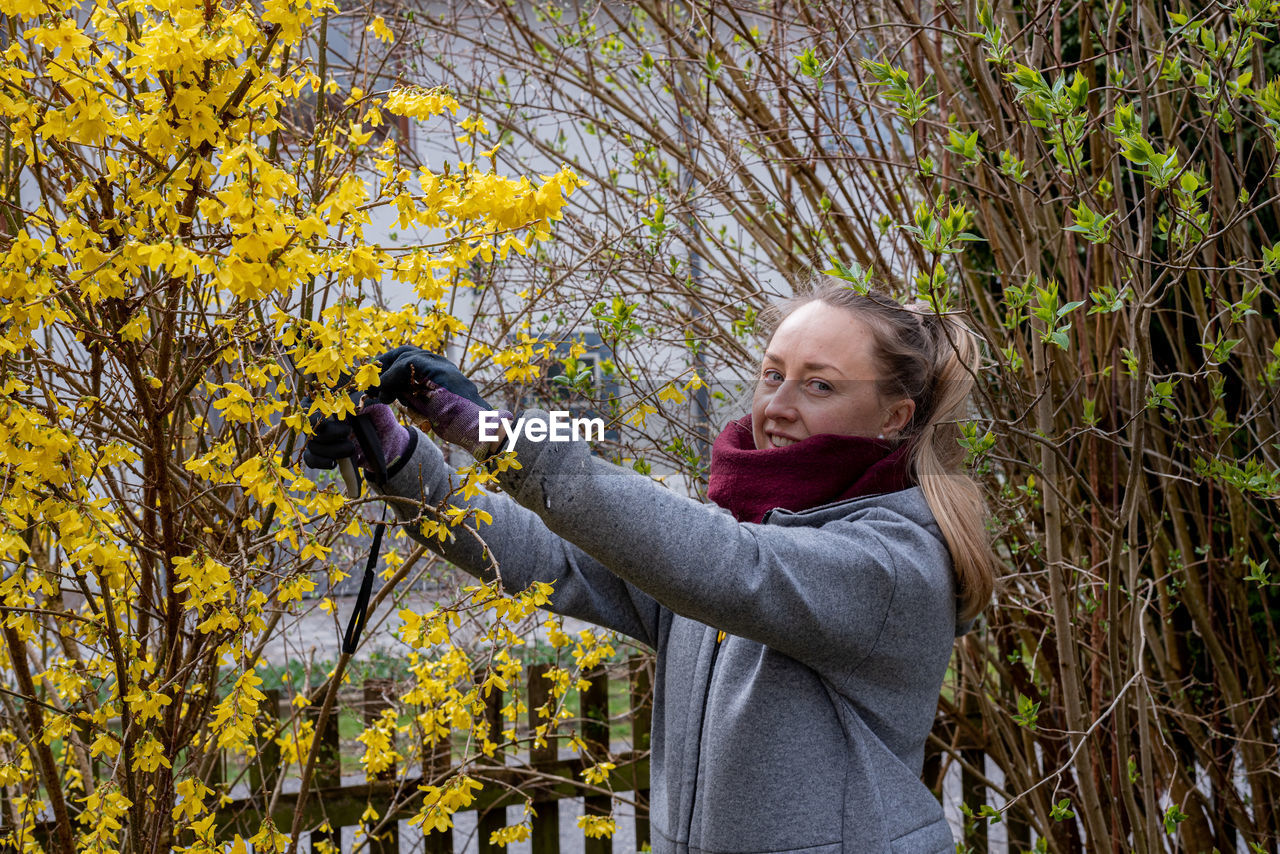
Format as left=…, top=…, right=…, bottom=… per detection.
left=925, top=712, right=1032, bottom=854
left=214, top=657, right=653, bottom=854
left=212, top=656, right=1021, bottom=854
left=0, top=655, right=1017, bottom=853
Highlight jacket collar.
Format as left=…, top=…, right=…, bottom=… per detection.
left=763, top=486, right=976, bottom=638
left=762, top=485, right=939, bottom=533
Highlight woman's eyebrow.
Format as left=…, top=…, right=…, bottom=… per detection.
left=801, top=360, right=843, bottom=374
left=762, top=353, right=846, bottom=376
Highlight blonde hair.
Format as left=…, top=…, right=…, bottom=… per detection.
left=769, top=282, right=996, bottom=621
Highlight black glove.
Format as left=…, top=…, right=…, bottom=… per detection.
left=302, top=384, right=409, bottom=481
left=302, top=409, right=363, bottom=471
left=373, top=346, right=491, bottom=413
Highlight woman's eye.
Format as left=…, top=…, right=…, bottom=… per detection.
left=808, top=379, right=833, bottom=394
left=761, top=369, right=783, bottom=385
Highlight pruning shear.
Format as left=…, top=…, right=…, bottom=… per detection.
left=307, top=376, right=389, bottom=656
left=336, top=385, right=388, bottom=498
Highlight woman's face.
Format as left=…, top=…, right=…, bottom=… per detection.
left=752, top=301, right=916, bottom=450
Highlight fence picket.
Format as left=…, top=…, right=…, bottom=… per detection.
left=308, top=699, right=343, bottom=852
left=421, top=680, right=454, bottom=854
left=528, top=662, right=560, bottom=854
left=580, top=667, right=610, bottom=854
left=477, top=667, right=507, bottom=854
left=249, top=689, right=281, bottom=796
left=628, top=656, right=652, bottom=851
left=364, top=679, right=398, bottom=854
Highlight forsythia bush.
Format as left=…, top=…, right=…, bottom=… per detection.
left=0, top=0, right=606, bottom=849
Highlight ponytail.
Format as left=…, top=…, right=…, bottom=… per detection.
left=907, top=309, right=995, bottom=621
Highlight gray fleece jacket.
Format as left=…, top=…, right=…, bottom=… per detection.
left=378, top=413, right=960, bottom=854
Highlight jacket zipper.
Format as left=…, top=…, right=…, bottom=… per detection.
left=683, top=627, right=724, bottom=849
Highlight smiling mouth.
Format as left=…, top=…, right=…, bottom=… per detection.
left=769, top=434, right=800, bottom=448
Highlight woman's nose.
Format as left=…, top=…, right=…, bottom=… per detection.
left=763, top=380, right=800, bottom=419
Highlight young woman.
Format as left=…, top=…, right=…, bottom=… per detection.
left=304, top=283, right=996, bottom=853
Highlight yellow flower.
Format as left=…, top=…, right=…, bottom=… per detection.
left=172, top=778, right=210, bottom=821
left=626, top=402, right=658, bottom=427
left=489, top=823, right=531, bottom=847
left=367, top=15, right=394, bottom=43
left=576, top=815, right=616, bottom=839
left=658, top=383, right=687, bottom=404
left=580, top=761, right=616, bottom=785
left=354, top=361, right=381, bottom=390
left=0, top=0, right=48, bottom=18
left=131, top=732, right=171, bottom=773
left=28, top=19, right=91, bottom=54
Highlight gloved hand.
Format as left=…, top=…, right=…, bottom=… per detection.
left=302, top=397, right=411, bottom=480
left=373, top=346, right=511, bottom=458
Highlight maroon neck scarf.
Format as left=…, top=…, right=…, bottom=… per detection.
left=706, top=415, right=914, bottom=523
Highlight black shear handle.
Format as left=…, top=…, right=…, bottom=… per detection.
left=348, top=399, right=387, bottom=484
left=341, top=395, right=388, bottom=656
left=342, top=520, right=385, bottom=655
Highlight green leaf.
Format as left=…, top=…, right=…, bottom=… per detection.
left=1202, top=334, right=1243, bottom=364
left=1006, top=64, right=1049, bottom=98
left=1261, top=241, right=1280, bottom=274
left=1195, top=456, right=1280, bottom=498
left=1243, top=558, right=1272, bottom=586
left=1088, top=284, right=1129, bottom=315
left=1163, top=804, right=1189, bottom=835
left=1065, top=204, right=1115, bottom=244
left=998, top=150, right=1028, bottom=181
left=1147, top=379, right=1176, bottom=409
left=1119, top=136, right=1157, bottom=166
left=823, top=257, right=872, bottom=291
left=705, top=50, right=723, bottom=80
left=1013, top=693, right=1040, bottom=729
left=945, top=127, right=981, bottom=164
left=795, top=47, right=822, bottom=80
left=1057, top=300, right=1085, bottom=318
left=1068, top=70, right=1089, bottom=108
left=1121, top=347, right=1139, bottom=374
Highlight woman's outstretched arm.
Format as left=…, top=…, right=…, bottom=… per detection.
left=374, top=427, right=664, bottom=648
left=483, top=411, right=958, bottom=689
